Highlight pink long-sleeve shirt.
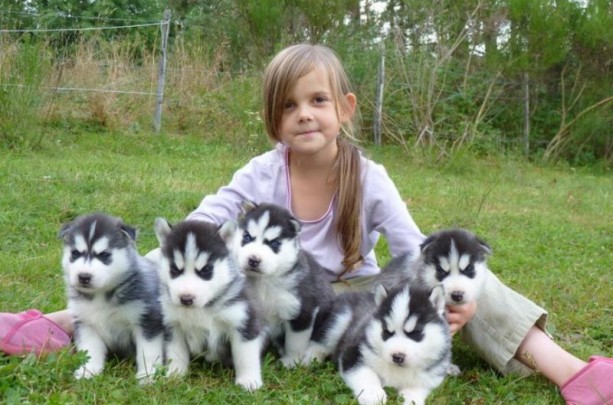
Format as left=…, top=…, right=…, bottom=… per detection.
left=187, top=143, right=425, bottom=280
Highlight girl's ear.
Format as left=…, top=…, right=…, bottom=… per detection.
left=340, top=92, right=357, bottom=123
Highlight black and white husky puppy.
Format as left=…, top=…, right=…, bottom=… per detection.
left=59, top=213, right=165, bottom=382
left=228, top=201, right=335, bottom=368
left=375, top=228, right=492, bottom=376
left=308, top=284, right=450, bottom=405
left=153, top=218, right=266, bottom=391
left=376, top=228, right=492, bottom=307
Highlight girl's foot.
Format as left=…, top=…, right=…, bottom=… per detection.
left=0, top=310, right=71, bottom=355
left=561, top=356, right=613, bottom=405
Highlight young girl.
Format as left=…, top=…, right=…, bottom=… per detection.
left=1, top=44, right=610, bottom=404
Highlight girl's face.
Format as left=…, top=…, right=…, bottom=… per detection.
left=278, top=68, right=355, bottom=161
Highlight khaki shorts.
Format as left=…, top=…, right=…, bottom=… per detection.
left=332, top=269, right=549, bottom=375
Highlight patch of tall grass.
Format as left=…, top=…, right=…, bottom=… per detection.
left=0, top=38, right=52, bottom=149
left=1, top=34, right=265, bottom=146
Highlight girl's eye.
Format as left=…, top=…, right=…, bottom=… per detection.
left=283, top=101, right=295, bottom=109
left=314, top=96, right=327, bottom=104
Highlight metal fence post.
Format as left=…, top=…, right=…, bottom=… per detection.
left=374, top=44, right=385, bottom=146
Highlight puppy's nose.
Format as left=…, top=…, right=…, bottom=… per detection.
left=392, top=353, right=405, bottom=364
left=451, top=291, right=464, bottom=302
left=78, top=273, right=92, bottom=285
left=248, top=256, right=261, bottom=268
left=180, top=294, right=195, bottom=306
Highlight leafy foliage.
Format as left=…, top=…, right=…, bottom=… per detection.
left=0, top=0, right=611, bottom=162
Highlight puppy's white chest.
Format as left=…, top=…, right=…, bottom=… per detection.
left=252, top=277, right=300, bottom=324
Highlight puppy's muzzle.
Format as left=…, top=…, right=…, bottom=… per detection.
left=248, top=256, right=261, bottom=269
left=450, top=291, right=465, bottom=303
left=180, top=294, right=195, bottom=306
left=78, top=273, right=92, bottom=286
left=392, top=352, right=406, bottom=365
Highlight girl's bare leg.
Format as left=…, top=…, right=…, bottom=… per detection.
left=45, top=309, right=74, bottom=336
left=515, top=325, right=586, bottom=387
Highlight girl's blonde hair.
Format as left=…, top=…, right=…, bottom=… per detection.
left=263, top=44, right=363, bottom=277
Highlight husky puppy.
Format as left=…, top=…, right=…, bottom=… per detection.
left=229, top=201, right=335, bottom=368
left=376, top=228, right=492, bottom=307
left=309, top=284, right=450, bottom=405
left=376, top=228, right=492, bottom=376
left=154, top=218, right=266, bottom=391
left=59, top=213, right=165, bottom=382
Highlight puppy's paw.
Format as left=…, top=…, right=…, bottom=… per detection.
left=400, top=388, right=427, bottom=405
left=301, top=346, right=328, bottom=366
left=136, top=369, right=158, bottom=385
left=357, top=387, right=387, bottom=405
left=74, top=365, right=100, bottom=379
left=280, top=355, right=301, bottom=369
left=235, top=374, right=263, bottom=392
left=447, top=363, right=462, bottom=376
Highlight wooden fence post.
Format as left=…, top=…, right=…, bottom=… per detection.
left=522, top=72, right=530, bottom=156
left=153, top=9, right=171, bottom=133
left=373, top=45, right=385, bottom=146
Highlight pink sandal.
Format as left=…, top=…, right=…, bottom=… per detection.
left=0, top=310, right=71, bottom=355
left=561, top=356, right=613, bottom=405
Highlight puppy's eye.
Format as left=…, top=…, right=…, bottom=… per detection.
left=267, top=239, right=281, bottom=250
left=96, top=251, right=111, bottom=261
left=242, top=231, right=254, bottom=244
left=405, top=329, right=424, bottom=341
left=170, top=264, right=182, bottom=277
left=70, top=250, right=82, bottom=260
left=435, top=265, right=447, bottom=276
left=197, top=264, right=213, bottom=277
left=382, top=329, right=395, bottom=340
left=461, top=264, right=474, bottom=275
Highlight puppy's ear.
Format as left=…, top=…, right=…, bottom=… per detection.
left=420, top=234, right=436, bottom=254
left=289, top=218, right=302, bottom=234
left=238, top=200, right=257, bottom=222
left=120, top=223, right=138, bottom=242
left=429, top=284, right=446, bottom=316
left=218, top=220, right=237, bottom=246
left=154, top=217, right=172, bottom=246
left=374, top=284, right=388, bottom=306
left=477, top=237, right=492, bottom=256
left=57, top=221, right=73, bottom=240
left=240, top=200, right=257, bottom=213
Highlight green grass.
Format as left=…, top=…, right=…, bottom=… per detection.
left=1, top=132, right=611, bottom=404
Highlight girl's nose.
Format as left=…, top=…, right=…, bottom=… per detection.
left=297, top=105, right=313, bottom=122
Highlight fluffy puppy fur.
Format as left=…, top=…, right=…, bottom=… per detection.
left=376, top=228, right=492, bottom=307
left=60, top=213, right=164, bottom=382
left=308, top=284, right=451, bottom=405
left=154, top=218, right=266, bottom=391
left=375, top=228, right=492, bottom=375
left=228, top=200, right=336, bottom=367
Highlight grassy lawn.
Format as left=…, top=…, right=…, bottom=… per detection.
left=1, top=131, right=611, bottom=404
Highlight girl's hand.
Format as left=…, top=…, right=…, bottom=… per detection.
left=446, top=301, right=477, bottom=335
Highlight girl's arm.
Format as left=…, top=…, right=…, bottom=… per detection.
left=363, top=162, right=425, bottom=257
left=187, top=155, right=274, bottom=225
